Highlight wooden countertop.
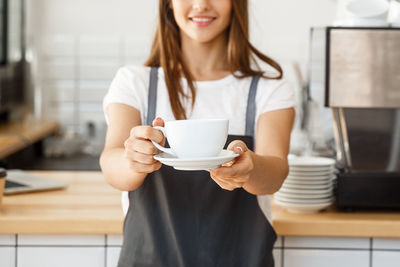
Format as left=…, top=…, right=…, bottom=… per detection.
left=0, top=120, right=59, bottom=144
left=0, top=119, right=59, bottom=159
left=0, top=171, right=123, bottom=234
left=0, top=136, right=27, bottom=159
left=1, top=171, right=400, bottom=237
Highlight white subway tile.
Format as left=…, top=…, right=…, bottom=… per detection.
left=273, top=248, right=282, bottom=267
left=123, top=37, right=150, bottom=57
left=79, top=89, right=108, bottom=103
left=373, top=238, right=400, bottom=250
left=79, top=80, right=111, bottom=89
left=107, top=247, right=121, bottom=267
left=274, top=236, right=282, bottom=248
left=41, top=57, right=76, bottom=80
left=40, top=35, right=76, bottom=57
left=43, top=80, right=75, bottom=103
left=107, top=235, right=123, bottom=246
left=78, top=35, right=121, bottom=57
left=123, top=55, right=146, bottom=66
left=79, top=103, right=103, bottom=112
left=373, top=251, right=400, bottom=267
left=18, top=235, right=105, bottom=246
left=79, top=80, right=109, bottom=103
left=18, top=247, right=105, bottom=267
left=0, top=235, right=16, bottom=245
left=46, top=102, right=76, bottom=124
left=284, top=249, right=369, bottom=267
left=79, top=58, right=120, bottom=80
left=0, top=247, right=15, bottom=267
left=284, top=236, right=370, bottom=249
left=80, top=111, right=107, bottom=125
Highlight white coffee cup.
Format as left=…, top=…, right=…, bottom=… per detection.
left=346, top=0, right=389, bottom=26
left=152, top=119, right=229, bottom=158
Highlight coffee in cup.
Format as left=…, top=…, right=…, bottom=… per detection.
left=152, top=119, right=229, bottom=158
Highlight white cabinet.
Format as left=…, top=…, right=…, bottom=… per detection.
left=106, top=234, right=122, bottom=267
left=18, top=234, right=105, bottom=246
left=0, top=235, right=16, bottom=267
left=0, top=247, right=16, bottom=267
left=107, top=247, right=121, bottom=267
left=284, top=249, right=369, bottom=267
left=284, top=236, right=369, bottom=249
left=373, top=251, right=400, bottom=267
left=17, top=235, right=106, bottom=267
left=373, top=238, right=400, bottom=250
left=18, top=247, right=105, bottom=267
left=273, top=248, right=282, bottom=267
left=2, top=234, right=400, bottom=267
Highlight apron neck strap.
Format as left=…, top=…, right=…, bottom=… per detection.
left=146, top=67, right=159, bottom=126
left=146, top=67, right=261, bottom=137
left=245, top=75, right=261, bottom=137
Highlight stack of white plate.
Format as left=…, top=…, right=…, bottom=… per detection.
left=274, top=156, right=336, bottom=214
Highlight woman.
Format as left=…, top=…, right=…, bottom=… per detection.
left=100, top=0, right=295, bottom=266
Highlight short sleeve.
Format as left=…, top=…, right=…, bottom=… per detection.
left=103, top=66, right=149, bottom=124
left=256, top=78, right=296, bottom=116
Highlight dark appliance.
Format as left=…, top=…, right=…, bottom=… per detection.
left=0, top=0, right=25, bottom=121
left=309, top=27, right=400, bottom=209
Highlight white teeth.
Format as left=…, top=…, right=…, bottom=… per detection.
left=192, top=17, right=213, bottom=22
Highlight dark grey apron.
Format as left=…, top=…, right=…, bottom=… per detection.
left=118, top=67, right=277, bottom=267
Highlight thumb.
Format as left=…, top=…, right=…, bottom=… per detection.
left=152, top=117, right=165, bottom=127
left=227, top=140, right=248, bottom=155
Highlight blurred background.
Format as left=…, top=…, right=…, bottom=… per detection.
left=2, top=1, right=400, bottom=267
left=21, top=0, right=337, bottom=164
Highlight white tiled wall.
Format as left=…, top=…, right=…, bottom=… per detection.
left=2, top=235, right=400, bottom=267
left=284, top=249, right=370, bottom=267
left=26, top=0, right=336, bottom=135
left=284, top=236, right=370, bottom=249
left=0, top=247, right=16, bottom=267
left=18, top=247, right=105, bottom=267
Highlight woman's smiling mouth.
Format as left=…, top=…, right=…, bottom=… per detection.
left=189, top=16, right=216, bottom=27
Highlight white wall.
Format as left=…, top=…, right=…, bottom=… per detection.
left=25, top=0, right=336, bottom=143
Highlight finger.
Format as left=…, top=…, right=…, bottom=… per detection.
left=210, top=176, right=237, bottom=191
left=210, top=168, right=248, bottom=184
left=129, top=161, right=162, bottom=174
left=126, top=150, right=158, bottom=164
left=131, top=139, right=158, bottom=155
left=215, top=176, right=244, bottom=190
left=227, top=140, right=248, bottom=154
left=151, top=118, right=166, bottom=147
left=210, top=164, right=240, bottom=179
left=131, top=126, right=164, bottom=143
left=152, top=117, right=165, bottom=127
left=209, top=170, right=243, bottom=188
left=221, top=160, right=235, bottom=167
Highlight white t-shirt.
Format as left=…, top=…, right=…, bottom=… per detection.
left=103, top=65, right=296, bottom=223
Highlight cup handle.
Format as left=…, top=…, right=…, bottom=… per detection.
left=151, top=126, right=176, bottom=157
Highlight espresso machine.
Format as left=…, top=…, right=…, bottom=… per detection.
left=309, top=27, right=400, bottom=209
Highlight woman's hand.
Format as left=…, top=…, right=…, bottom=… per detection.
left=208, top=140, right=255, bottom=191
left=123, top=117, right=166, bottom=174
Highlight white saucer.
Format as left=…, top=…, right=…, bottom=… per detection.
left=275, top=191, right=334, bottom=199
left=275, top=195, right=334, bottom=204
left=284, top=179, right=332, bottom=186
left=289, top=156, right=335, bottom=167
left=282, top=183, right=333, bottom=190
left=289, top=166, right=334, bottom=172
left=274, top=198, right=333, bottom=214
left=153, top=149, right=239, bottom=170
left=286, top=175, right=335, bottom=182
left=279, top=187, right=333, bottom=195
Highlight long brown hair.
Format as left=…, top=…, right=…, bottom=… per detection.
left=145, top=0, right=283, bottom=120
